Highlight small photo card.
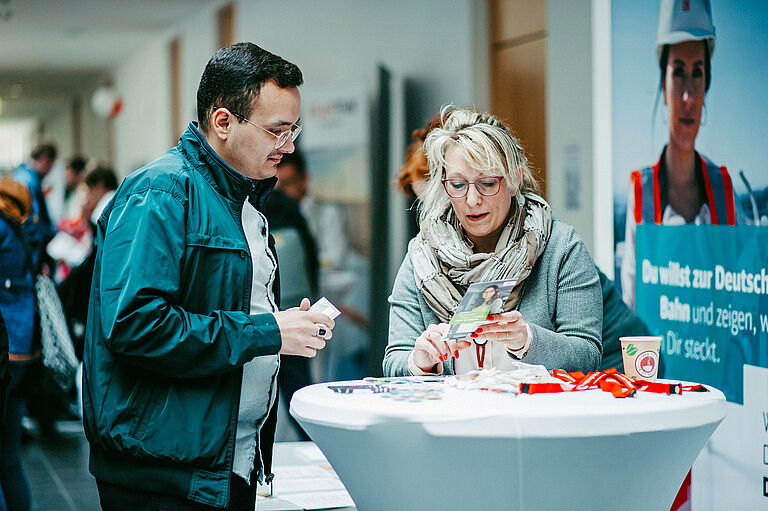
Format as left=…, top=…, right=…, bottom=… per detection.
left=443, top=279, right=517, bottom=340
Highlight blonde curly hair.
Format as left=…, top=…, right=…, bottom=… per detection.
left=418, top=105, right=539, bottom=224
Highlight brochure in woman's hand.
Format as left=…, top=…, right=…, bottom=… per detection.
left=443, top=279, right=517, bottom=340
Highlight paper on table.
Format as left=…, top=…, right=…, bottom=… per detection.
left=276, top=476, right=345, bottom=494
left=272, top=465, right=331, bottom=479
left=279, top=490, right=355, bottom=510
left=292, top=442, right=329, bottom=463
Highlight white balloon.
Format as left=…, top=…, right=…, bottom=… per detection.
left=91, top=87, right=123, bottom=119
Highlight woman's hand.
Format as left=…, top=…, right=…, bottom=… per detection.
left=411, top=323, right=471, bottom=373
left=470, top=311, right=530, bottom=353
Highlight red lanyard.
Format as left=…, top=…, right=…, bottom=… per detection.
left=475, top=343, right=486, bottom=368
left=519, top=368, right=708, bottom=398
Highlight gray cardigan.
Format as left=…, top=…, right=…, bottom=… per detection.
left=383, top=219, right=602, bottom=376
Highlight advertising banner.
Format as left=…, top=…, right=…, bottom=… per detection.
left=636, top=225, right=768, bottom=404
left=612, top=1, right=768, bottom=507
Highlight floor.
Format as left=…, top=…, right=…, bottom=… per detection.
left=20, top=396, right=300, bottom=511
left=21, top=421, right=100, bottom=511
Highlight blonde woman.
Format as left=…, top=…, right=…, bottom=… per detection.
left=384, top=106, right=602, bottom=376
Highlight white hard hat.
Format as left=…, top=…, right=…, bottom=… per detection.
left=656, top=0, right=716, bottom=62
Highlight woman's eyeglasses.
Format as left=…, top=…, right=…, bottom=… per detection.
left=441, top=176, right=504, bottom=198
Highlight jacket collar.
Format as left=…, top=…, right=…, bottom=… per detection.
left=179, top=122, right=276, bottom=208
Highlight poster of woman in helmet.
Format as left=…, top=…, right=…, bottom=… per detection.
left=612, top=1, right=768, bottom=509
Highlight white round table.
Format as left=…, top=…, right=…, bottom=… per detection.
left=290, top=378, right=726, bottom=511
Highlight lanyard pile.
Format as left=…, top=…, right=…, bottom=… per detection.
left=519, top=368, right=708, bottom=398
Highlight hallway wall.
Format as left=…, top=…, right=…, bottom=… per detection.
left=111, top=0, right=482, bottom=179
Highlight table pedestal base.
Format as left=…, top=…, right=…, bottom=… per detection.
left=297, top=419, right=720, bottom=511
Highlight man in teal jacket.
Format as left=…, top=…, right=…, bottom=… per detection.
left=83, top=42, right=335, bottom=510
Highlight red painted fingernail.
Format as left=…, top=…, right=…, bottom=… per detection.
left=454, top=350, right=459, bottom=358
left=475, top=327, right=483, bottom=333
left=486, top=315, right=494, bottom=321
left=470, top=333, right=478, bottom=338
left=439, top=354, right=445, bottom=362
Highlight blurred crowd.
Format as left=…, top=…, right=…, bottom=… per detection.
left=0, top=143, right=119, bottom=509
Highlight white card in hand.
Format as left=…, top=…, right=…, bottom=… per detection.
left=308, top=296, right=341, bottom=319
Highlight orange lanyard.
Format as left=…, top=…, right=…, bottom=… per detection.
left=519, top=368, right=707, bottom=398
left=475, top=342, right=487, bottom=368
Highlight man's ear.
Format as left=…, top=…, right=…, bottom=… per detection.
left=210, top=108, right=233, bottom=141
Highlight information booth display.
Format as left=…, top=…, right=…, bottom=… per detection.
left=291, top=378, right=725, bottom=511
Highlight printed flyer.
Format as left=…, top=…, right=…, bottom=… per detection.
left=443, top=279, right=517, bottom=340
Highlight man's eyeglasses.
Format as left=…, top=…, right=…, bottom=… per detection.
left=232, top=112, right=302, bottom=149
left=441, top=176, right=504, bottom=198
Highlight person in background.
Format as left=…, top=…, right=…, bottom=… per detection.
left=12, top=146, right=65, bottom=439
left=48, top=165, right=118, bottom=282
left=621, top=0, right=742, bottom=309
left=0, top=177, right=37, bottom=511
left=384, top=106, right=602, bottom=377
left=12, top=143, right=57, bottom=271
left=1, top=311, right=8, bottom=422
left=276, top=150, right=349, bottom=273
left=396, top=116, right=442, bottom=238
left=80, top=166, right=118, bottom=227
left=57, top=166, right=119, bottom=361
left=396, top=115, right=442, bottom=202
left=83, top=42, right=334, bottom=510
left=62, top=155, right=88, bottom=219
left=394, top=114, right=649, bottom=374
left=263, top=187, right=319, bottom=440
left=277, top=150, right=369, bottom=381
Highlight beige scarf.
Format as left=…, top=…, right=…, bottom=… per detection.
left=410, top=193, right=552, bottom=323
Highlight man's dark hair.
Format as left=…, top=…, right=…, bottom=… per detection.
left=85, top=166, right=118, bottom=191
left=67, top=155, right=88, bottom=174
left=30, top=143, right=57, bottom=162
left=197, top=42, right=303, bottom=133
left=279, top=147, right=307, bottom=177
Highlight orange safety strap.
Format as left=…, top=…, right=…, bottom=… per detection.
left=598, top=380, right=636, bottom=398
left=631, top=170, right=643, bottom=224
left=636, top=381, right=683, bottom=395
left=552, top=369, right=579, bottom=383
left=520, top=383, right=575, bottom=395
left=651, top=160, right=662, bottom=224
left=720, top=165, right=736, bottom=225
left=700, top=155, right=719, bottom=225
left=573, top=371, right=609, bottom=391
left=519, top=369, right=708, bottom=398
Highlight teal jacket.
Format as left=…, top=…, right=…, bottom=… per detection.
left=83, top=123, right=283, bottom=508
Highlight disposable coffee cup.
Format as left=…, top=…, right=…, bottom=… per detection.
left=620, top=336, right=661, bottom=381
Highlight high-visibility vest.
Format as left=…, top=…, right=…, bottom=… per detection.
left=630, top=152, right=736, bottom=226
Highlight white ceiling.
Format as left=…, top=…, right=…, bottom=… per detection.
left=0, top=0, right=217, bottom=106
left=0, top=0, right=217, bottom=71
